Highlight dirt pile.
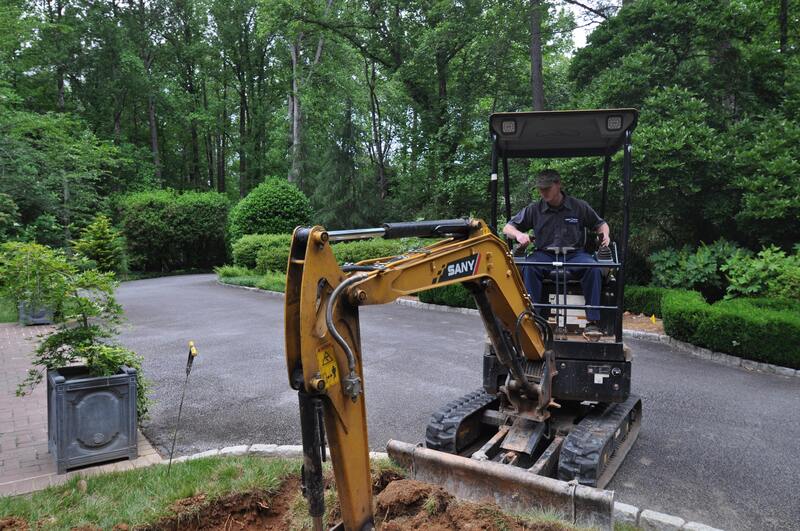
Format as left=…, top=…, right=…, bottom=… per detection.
left=141, top=478, right=299, bottom=531
left=374, top=479, right=574, bottom=531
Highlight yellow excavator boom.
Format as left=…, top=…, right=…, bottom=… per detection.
left=284, top=218, right=555, bottom=530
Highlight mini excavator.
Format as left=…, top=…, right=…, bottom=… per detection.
left=284, top=109, right=642, bottom=530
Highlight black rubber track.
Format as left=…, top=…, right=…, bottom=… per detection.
left=425, top=389, right=498, bottom=453
left=557, top=395, right=641, bottom=486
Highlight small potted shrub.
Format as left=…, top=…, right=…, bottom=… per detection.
left=0, top=242, right=71, bottom=325
left=15, top=259, right=150, bottom=473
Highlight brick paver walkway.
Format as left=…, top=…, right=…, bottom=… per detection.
left=0, top=323, right=162, bottom=497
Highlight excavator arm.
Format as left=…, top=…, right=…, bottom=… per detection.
left=284, top=218, right=555, bottom=531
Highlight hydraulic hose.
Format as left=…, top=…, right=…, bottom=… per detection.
left=325, top=273, right=368, bottom=398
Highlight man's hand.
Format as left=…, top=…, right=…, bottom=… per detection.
left=515, top=232, right=532, bottom=246
left=597, top=222, right=611, bottom=247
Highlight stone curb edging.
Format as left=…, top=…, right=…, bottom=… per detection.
left=171, top=444, right=723, bottom=530
left=218, top=280, right=798, bottom=379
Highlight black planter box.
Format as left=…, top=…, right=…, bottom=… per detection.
left=47, top=366, right=138, bottom=474
left=18, top=302, right=54, bottom=325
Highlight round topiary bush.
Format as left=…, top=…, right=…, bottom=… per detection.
left=229, top=179, right=312, bottom=242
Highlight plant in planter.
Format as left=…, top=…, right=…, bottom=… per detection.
left=15, top=264, right=151, bottom=473
left=0, top=241, right=71, bottom=325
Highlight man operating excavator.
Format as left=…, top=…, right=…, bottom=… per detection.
left=502, top=169, right=610, bottom=337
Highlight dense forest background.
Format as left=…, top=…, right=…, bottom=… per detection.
left=1, top=0, right=798, bottom=275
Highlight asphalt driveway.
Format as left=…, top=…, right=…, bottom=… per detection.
left=117, top=274, right=800, bottom=531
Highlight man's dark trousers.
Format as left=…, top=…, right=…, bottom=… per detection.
left=522, top=250, right=602, bottom=322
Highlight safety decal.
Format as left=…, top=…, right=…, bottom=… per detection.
left=437, top=254, right=481, bottom=283
left=316, top=344, right=340, bottom=388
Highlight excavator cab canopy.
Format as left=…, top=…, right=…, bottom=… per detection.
left=488, top=108, right=639, bottom=344
left=489, top=109, right=638, bottom=158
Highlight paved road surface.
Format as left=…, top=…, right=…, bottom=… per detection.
left=117, top=274, right=800, bottom=531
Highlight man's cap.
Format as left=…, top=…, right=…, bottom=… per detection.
left=535, top=171, right=561, bottom=188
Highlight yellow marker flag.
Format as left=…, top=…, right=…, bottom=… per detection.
left=650, top=314, right=656, bottom=324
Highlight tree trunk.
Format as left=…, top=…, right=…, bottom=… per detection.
left=530, top=0, right=545, bottom=111
left=239, top=86, right=248, bottom=198
left=148, top=94, right=162, bottom=183
left=779, top=0, right=788, bottom=54
left=217, top=72, right=227, bottom=194
left=288, top=41, right=302, bottom=184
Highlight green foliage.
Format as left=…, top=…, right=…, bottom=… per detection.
left=694, top=299, right=800, bottom=369
left=331, top=239, right=410, bottom=265
left=624, top=285, right=681, bottom=317
left=214, top=265, right=255, bottom=278
left=0, top=456, right=300, bottom=530
left=731, top=113, right=800, bottom=248
left=661, top=290, right=708, bottom=342
left=722, top=245, right=800, bottom=300
left=228, top=179, right=311, bottom=241
left=15, top=267, right=151, bottom=420
left=650, top=239, right=744, bottom=299
left=0, top=296, right=18, bottom=323
left=256, top=271, right=287, bottom=292
left=72, top=214, right=125, bottom=273
left=255, top=235, right=293, bottom=273
left=232, top=234, right=292, bottom=271
left=0, top=241, right=72, bottom=310
left=0, top=192, right=20, bottom=242
left=417, top=283, right=477, bottom=310
left=118, top=190, right=230, bottom=272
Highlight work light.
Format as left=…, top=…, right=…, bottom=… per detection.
left=501, top=120, right=516, bottom=134
left=606, top=115, right=623, bottom=131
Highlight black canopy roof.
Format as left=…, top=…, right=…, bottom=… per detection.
left=489, top=109, right=638, bottom=158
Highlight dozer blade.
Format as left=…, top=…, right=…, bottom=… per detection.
left=386, top=440, right=614, bottom=530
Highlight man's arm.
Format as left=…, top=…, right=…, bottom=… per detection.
left=596, top=222, right=610, bottom=247
left=503, top=222, right=532, bottom=246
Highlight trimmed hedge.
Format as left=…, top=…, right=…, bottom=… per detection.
left=255, top=235, right=294, bottom=273
left=119, top=190, right=230, bottom=272
left=331, top=239, right=410, bottom=265
left=693, top=299, right=800, bottom=368
left=624, top=285, right=675, bottom=317
left=229, top=179, right=311, bottom=241
left=661, top=290, right=708, bottom=342
left=417, top=283, right=476, bottom=309
left=232, top=234, right=292, bottom=271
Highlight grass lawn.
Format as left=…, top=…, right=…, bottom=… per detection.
left=215, top=266, right=286, bottom=292
left=0, top=297, right=17, bottom=323
left=0, top=456, right=300, bottom=529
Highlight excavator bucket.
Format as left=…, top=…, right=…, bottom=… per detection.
left=386, top=440, right=615, bottom=530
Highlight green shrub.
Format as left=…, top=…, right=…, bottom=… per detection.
left=693, top=299, right=800, bottom=369
left=119, top=190, right=230, bottom=272
left=254, top=235, right=293, bottom=273
left=232, top=234, right=287, bottom=270
left=418, top=283, right=477, bottom=309
left=624, top=285, right=679, bottom=317
left=661, top=290, right=708, bottom=342
left=722, top=245, right=800, bottom=300
left=331, top=239, right=409, bottom=264
left=256, top=271, right=286, bottom=292
left=72, top=215, right=125, bottom=273
left=650, top=239, right=743, bottom=299
left=228, top=179, right=311, bottom=241
left=0, top=242, right=72, bottom=311
left=214, top=265, right=255, bottom=278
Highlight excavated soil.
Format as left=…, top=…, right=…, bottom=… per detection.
left=134, top=476, right=574, bottom=530
left=141, top=478, right=301, bottom=530
left=623, top=311, right=664, bottom=334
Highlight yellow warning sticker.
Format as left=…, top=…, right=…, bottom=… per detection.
left=316, top=344, right=340, bottom=388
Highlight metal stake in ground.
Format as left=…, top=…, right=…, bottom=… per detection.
left=168, top=340, right=199, bottom=474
